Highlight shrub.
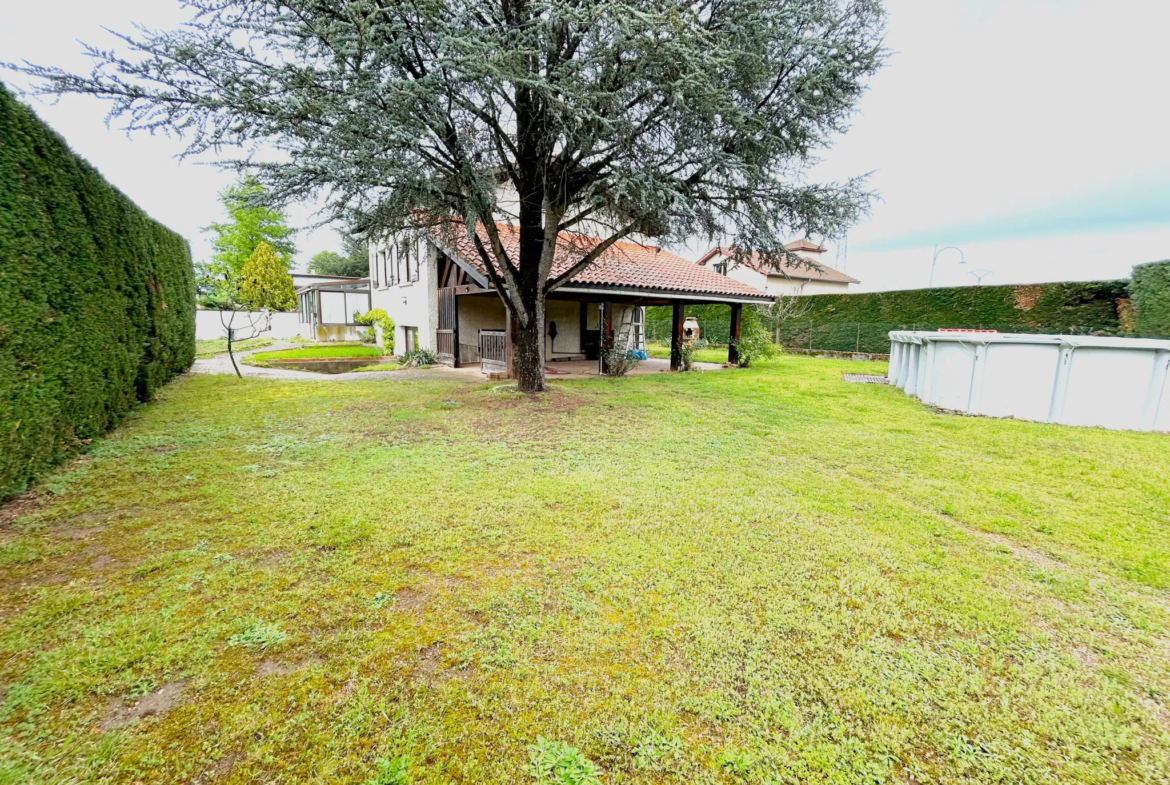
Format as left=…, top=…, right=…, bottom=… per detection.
left=734, top=306, right=776, bottom=367
left=355, top=309, right=396, bottom=349
left=602, top=347, right=645, bottom=377
left=677, top=339, right=708, bottom=371
left=1130, top=261, right=1170, bottom=338
left=0, top=85, right=195, bottom=500
left=398, top=348, right=438, bottom=368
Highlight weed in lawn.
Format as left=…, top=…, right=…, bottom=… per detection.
left=365, top=756, right=409, bottom=785
left=527, top=738, right=602, bottom=785
left=227, top=621, right=289, bottom=650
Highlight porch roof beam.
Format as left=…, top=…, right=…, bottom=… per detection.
left=554, top=285, right=771, bottom=305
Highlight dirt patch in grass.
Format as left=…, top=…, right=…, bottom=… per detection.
left=100, top=680, right=188, bottom=731
left=89, top=554, right=118, bottom=571
left=0, top=491, right=45, bottom=528
left=395, top=586, right=431, bottom=612
left=256, top=549, right=289, bottom=567
left=256, top=654, right=323, bottom=677
left=57, top=526, right=104, bottom=540
left=415, top=641, right=443, bottom=676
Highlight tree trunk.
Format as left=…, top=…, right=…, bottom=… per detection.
left=512, top=297, right=546, bottom=393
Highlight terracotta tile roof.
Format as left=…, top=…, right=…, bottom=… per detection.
left=697, top=245, right=859, bottom=284
left=433, top=222, right=771, bottom=300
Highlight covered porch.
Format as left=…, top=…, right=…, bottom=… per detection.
left=434, top=257, right=761, bottom=377
left=427, top=226, right=773, bottom=377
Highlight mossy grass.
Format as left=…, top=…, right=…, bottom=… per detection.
left=2, top=355, right=1170, bottom=783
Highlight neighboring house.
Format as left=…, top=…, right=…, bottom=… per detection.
left=367, top=221, right=772, bottom=375
left=697, top=241, right=858, bottom=296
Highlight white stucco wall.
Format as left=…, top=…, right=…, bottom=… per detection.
left=196, top=310, right=304, bottom=341
left=369, top=236, right=439, bottom=354
left=546, top=300, right=584, bottom=359
left=765, top=277, right=853, bottom=297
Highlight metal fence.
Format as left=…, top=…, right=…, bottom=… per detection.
left=775, top=321, right=1125, bottom=354
left=647, top=320, right=1125, bottom=355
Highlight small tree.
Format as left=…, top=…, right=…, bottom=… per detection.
left=309, top=249, right=366, bottom=278
left=734, top=307, right=777, bottom=367
left=200, top=177, right=297, bottom=303
left=218, top=308, right=272, bottom=379
left=239, top=242, right=296, bottom=312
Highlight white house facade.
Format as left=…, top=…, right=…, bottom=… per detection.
left=697, top=241, right=859, bottom=296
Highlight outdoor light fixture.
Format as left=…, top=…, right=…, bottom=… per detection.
left=929, top=245, right=966, bottom=288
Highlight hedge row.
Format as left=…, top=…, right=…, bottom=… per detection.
left=0, top=85, right=196, bottom=500
left=773, top=280, right=1130, bottom=353
left=1130, top=261, right=1170, bottom=338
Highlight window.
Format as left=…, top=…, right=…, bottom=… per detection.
left=410, top=241, right=421, bottom=282
left=390, top=243, right=400, bottom=286
left=714, top=260, right=728, bottom=275
left=372, top=250, right=381, bottom=288
left=320, top=291, right=347, bottom=324
left=345, top=292, right=366, bottom=323
left=404, top=242, right=414, bottom=284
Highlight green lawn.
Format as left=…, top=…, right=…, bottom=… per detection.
left=2, top=356, right=1170, bottom=784
left=250, top=344, right=385, bottom=361
left=194, top=337, right=274, bottom=359
left=646, top=340, right=730, bottom=364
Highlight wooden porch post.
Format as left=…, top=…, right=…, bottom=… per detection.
left=452, top=293, right=461, bottom=368
left=728, top=303, right=743, bottom=366
left=599, top=301, right=615, bottom=375
left=670, top=302, right=685, bottom=371
left=505, top=311, right=516, bottom=379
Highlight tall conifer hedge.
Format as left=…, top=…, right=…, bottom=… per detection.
left=0, top=85, right=195, bottom=500
left=1130, top=261, right=1170, bottom=338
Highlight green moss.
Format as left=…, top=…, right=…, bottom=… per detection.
left=0, top=85, right=195, bottom=500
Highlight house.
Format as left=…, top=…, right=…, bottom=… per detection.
left=366, top=222, right=772, bottom=375
left=697, top=241, right=858, bottom=296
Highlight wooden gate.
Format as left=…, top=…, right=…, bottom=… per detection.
left=480, top=331, right=508, bottom=374
left=436, top=287, right=457, bottom=366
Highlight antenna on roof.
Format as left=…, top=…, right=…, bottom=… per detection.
left=835, top=234, right=849, bottom=273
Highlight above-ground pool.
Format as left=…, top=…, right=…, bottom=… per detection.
left=888, top=331, right=1170, bottom=432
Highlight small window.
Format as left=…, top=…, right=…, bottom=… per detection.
left=714, top=261, right=728, bottom=275
left=411, top=241, right=421, bottom=282
left=372, top=250, right=381, bottom=289
left=404, top=242, right=414, bottom=283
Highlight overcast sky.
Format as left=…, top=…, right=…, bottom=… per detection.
left=4, top=0, right=1169, bottom=290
